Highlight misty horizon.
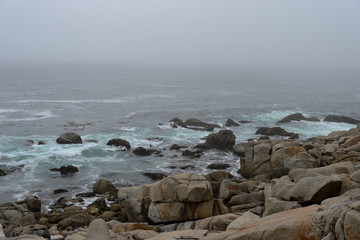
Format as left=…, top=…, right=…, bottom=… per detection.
left=1, top=0, right=359, bottom=68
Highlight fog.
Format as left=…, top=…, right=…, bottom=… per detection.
left=0, top=0, right=359, bottom=68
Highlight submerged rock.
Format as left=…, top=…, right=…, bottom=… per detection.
left=256, top=127, right=294, bottom=137
left=106, top=138, right=131, bottom=150
left=56, top=132, right=82, bottom=144
left=133, top=147, right=152, bottom=156
left=324, top=115, right=360, bottom=124
left=207, top=163, right=231, bottom=170
left=225, top=119, right=240, bottom=127
left=50, top=165, right=79, bottom=175
left=142, top=172, right=167, bottom=181
left=0, top=169, right=6, bottom=176
left=277, top=113, right=320, bottom=123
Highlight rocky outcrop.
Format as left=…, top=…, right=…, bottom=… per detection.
left=170, top=117, right=187, bottom=128
left=148, top=172, right=213, bottom=223
left=133, top=147, right=155, bottom=156
left=106, top=138, right=131, bottom=150
left=277, top=113, right=320, bottom=123
left=205, top=130, right=236, bottom=150
left=324, top=115, right=360, bottom=124
left=56, top=132, right=82, bottom=144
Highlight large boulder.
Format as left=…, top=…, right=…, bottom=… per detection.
left=205, top=130, right=236, bottom=150
left=148, top=172, right=213, bottom=223
left=277, top=113, right=320, bottom=123
left=56, top=132, right=82, bottom=144
left=202, top=205, right=321, bottom=240
left=106, top=138, right=131, bottom=150
left=324, top=115, right=360, bottom=124
left=271, top=175, right=342, bottom=204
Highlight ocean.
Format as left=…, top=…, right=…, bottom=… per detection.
left=0, top=63, right=359, bottom=209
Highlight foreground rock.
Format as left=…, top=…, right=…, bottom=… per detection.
left=324, top=115, right=360, bottom=124
left=277, top=113, right=320, bottom=123
left=56, top=132, right=82, bottom=144
left=149, top=172, right=214, bottom=223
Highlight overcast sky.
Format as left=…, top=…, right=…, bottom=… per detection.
left=0, top=0, right=359, bottom=67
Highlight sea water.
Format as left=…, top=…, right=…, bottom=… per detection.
left=0, top=63, right=359, bottom=209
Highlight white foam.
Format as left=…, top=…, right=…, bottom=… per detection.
left=125, top=112, right=136, bottom=118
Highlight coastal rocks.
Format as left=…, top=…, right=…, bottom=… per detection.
left=204, top=130, right=236, bottom=150
left=10, top=224, right=50, bottom=239
left=0, top=168, right=6, bottom=176
left=56, top=132, right=82, bottom=144
left=204, top=205, right=321, bottom=240
left=93, top=179, right=116, bottom=195
left=148, top=172, right=213, bottom=223
left=57, top=212, right=95, bottom=229
left=277, top=113, right=320, bottom=123
left=106, top=138, right=131, bottom=150
left=255, top=127, right=296, bottom=138
left=324, top=115, right=360, bottom=124
left=240, top=139, right=319, bottom=178
left=271, top=175, right=342, bottom=204
left=232, top=142, right=246, bottom=157
left=170, top=117, right=187, bottom=128
left=225, top=119, right=240, bottom=127
left=311, top=188, right=360, bottom=240
left=185, top=118, right=220, bottom=131
left=0, top=202, right=37, bottom=237
left=149, top=230, right=208, bottom=240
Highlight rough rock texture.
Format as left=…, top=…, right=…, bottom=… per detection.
left=56, top=132, right=82, bottom=144
left=205, top=130, right=236, bottom=150
left=324, top=115, right=360, bottom=124
left=240, top=139, right=319, bottom=178
left=148, top=172, right=213, bottom=223
left=271, top=175, right=342, bottom=204
left=106, top=138, right=131, bottom=150
left=133, top=147, right=153, bottom=156
left=0, top=202, right=37, bottom=237
left=277, top=113, right=320, bottom=123
left=203, top=205, right=321, bottom=240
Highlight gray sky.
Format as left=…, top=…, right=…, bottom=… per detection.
left=0, top=0, right=360, bottom=67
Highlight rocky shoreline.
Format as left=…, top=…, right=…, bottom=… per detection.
left=1, top=114, right=360, bottom=239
